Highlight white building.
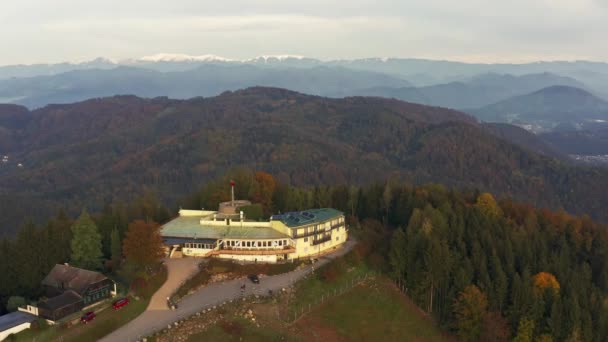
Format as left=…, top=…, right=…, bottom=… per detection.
left=161, top=201, right=348, bottom=263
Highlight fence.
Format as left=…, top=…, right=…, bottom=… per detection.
left=284, top=271, right=376, bottom=324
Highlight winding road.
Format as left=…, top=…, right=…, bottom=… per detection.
left=100, top=240, right=355, bottom=341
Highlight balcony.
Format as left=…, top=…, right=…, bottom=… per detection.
left=312, top=235, right=332, bottom=246
left=293, top=224, right=344, bottom=239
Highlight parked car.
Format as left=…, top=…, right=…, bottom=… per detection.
left=80, top=311, right=96, bottom=324
left=248, top=274, right=260, bottom=284
left=112, top=298, right=129, bottom=310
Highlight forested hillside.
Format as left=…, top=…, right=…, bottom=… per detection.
left=184, top=172, right=608, bottom=340
left=0, top=87, right=608, bottom=235
left=2, top=171, right=606, bottom=340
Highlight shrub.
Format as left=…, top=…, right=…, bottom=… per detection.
left=240, top=204, right=264, bottom=221
left=6, top=296, right=26, bottom=312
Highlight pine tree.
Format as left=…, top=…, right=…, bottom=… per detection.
left=70, top=209, right=103, bottom=270
left=110, top=227, right=121, bottom=271
left=389, top=227, right=407, bottom=286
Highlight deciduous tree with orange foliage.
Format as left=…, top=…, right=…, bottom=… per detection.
left=251, top=171, right=276, bottom=214
left=533, top=272, right=560, bottom=296
left=122, top=220, right=165, bottom=269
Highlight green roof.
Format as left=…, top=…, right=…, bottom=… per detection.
left=271, top=208, right=343, bottom=228
left=161, top=216, right=288, bottom=240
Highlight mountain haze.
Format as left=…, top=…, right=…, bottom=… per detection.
left=351, top=72, right=586, bottom=109
left=474, top=86, right=608, bottom=130
left=0, top=65, right=411, bottom=108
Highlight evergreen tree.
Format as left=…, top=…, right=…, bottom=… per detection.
left=389, top=227, right=407, bottom=285
left=70, top=210, right=103, bottom=270
left=110, top=227, right=121, bottom=271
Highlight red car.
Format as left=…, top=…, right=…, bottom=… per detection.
left=80, top=311, right=96, bottom=324
left=112, top=298, right=129, bottom=310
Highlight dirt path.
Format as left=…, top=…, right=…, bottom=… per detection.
left=147, top=257, right=202, bottom=310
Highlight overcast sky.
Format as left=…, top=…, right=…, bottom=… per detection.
left=1, top=0, right=607, bottom=65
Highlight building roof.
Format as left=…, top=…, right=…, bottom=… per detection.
left=271, top=208, right=343, bottom=228
left=41, top=264, right=108, bottom=295
left=0, top=311, right=37, bottom=332
left=37, top=290, right=82, bottom=311
left=162, top=216, right=289, bottom=240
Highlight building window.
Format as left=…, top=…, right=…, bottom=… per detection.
left=304, top=237, right=308, bottom=242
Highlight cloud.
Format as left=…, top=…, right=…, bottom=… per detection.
left=0, top=0, right=607, bottom=65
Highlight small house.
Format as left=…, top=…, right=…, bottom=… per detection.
left=37, top=264, right=115, bottom=322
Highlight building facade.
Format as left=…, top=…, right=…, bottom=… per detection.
left=161, top=201, right=348, bottom=263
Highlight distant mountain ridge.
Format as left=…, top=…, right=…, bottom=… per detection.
left=473, top=86, right=608, bottom=131
left=0, top=87, right=607, bottom=235
left=2, top=55, right=608, bottom=92
left=349, top=72, right=585, bottom=109
left=0, top=65, right=411, bottom=108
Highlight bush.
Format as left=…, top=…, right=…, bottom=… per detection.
left=6, top=296, right=26, bottom=312
left=240, top=204, right=264, bottom=221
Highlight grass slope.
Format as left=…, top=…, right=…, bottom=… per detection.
left=295, top=278, right=445, bottom=342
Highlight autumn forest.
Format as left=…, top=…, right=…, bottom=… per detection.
left=1, top=170, right=606, bottom=341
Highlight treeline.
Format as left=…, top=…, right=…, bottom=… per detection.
left=1, top=169, right=607, bottom=341
left=184, top=170, right=608, bottom=341
left=0, top=192, right=171, bottom=313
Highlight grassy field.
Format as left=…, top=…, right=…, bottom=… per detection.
left=186, top=317, right=298, bottom=342
left=288, top=258, right=370, bottom=318
left=11, top=266, right=167, bottom=342
left=294, top=278, right=446, bottom=342
left=174, top=277, right=445, bottom=342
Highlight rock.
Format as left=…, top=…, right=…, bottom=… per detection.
left=167, top=325, right=172, bottom=329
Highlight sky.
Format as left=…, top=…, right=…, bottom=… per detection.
left=1, top=0, right=607, bottom=65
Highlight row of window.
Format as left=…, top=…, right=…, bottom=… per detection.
left=297, top=224, right=344, bottom=238
left=225, top=239, right=289, bottom=248
left=84, top=287, right=109, bottom=304
left=185, top=243, right=214, bottom=249
left=304, top=234, right=342, bottom=243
